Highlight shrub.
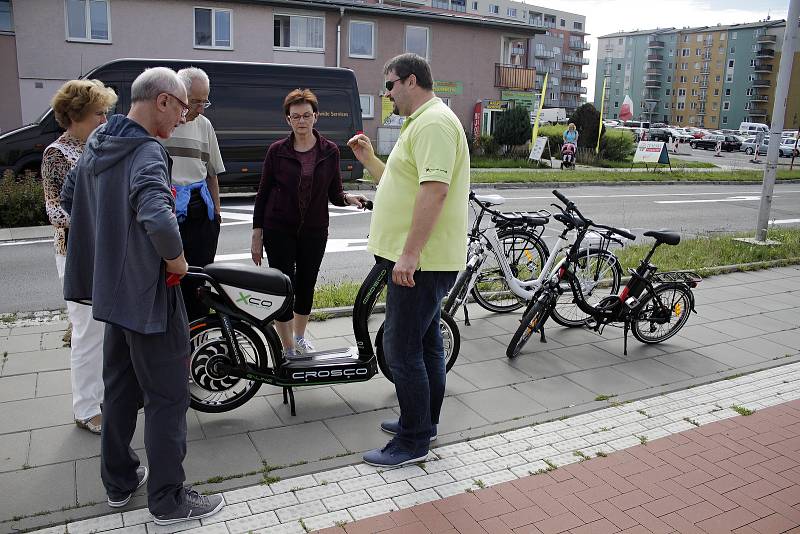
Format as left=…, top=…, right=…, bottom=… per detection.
left=478, top=134, right=501, bottom=157
left=569, top=103, right=605, bottom=151
left=493, top=107, right=532, bottom=155
left=0, top=170, right=48, bottom=228
left=600, top=130, right=636, bottom=161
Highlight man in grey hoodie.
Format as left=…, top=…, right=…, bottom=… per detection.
left=61, top=67, right=224, bottom=525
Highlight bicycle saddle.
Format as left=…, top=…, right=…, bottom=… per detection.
left=643, top=230, right=680, bottom=246
left=474, top=194, right=505, bottom=206
left=204, top=263, right=292, bottom=295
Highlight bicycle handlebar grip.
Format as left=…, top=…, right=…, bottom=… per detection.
left=615, top=228, right=636, bottom=241
left=552, top=189, right=570, bottom=205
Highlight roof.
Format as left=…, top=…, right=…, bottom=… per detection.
left=234, top=0, right=545, bottom=34
left=599, top=18, right=790, bottom=39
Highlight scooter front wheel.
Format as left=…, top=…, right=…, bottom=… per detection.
left=375, top=312, right=461, bottom=383
left=188, top=316, right=279, bottom=413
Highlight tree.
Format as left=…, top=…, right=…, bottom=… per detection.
left=492, top=106, right=532, bottom=156
left=569, top=103, right=605, bottom=151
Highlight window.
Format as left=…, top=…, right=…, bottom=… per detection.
left=0, top=0, right=12, bottom=32
left=507, top=8, right=517, bottom=17
left=728, top=59, right=734, bottom=68
left=677, top=102, right=685, bottom=109
left=574, top=21, right=582, bottom=30
left=726, top=74, right=732, bottom=82
left=725, top=88, right=731, bottom=96
left=744, top=102, right=751, bottom=110
left=696, top=34, right=702, bottom=42
left=720, top=33, right=725, bottom=41
left=681, top=48, right=689, bottom=56
left=489, top=4, right=498, bottom=14
left=667, top=75, right=672, bottom=82
left=472, top=1, right=478, bottom=9
left=693, top=75, right=699, bottom=83
left=359, top=95, right=374, bottom=118
left=666, top=88, right=671, bottom=95
left=65, top=0, right=110, bottom=42
left=678, top=88, right=686, bottom=96
left=715, top=75, right=721, bottom=82
left=614, top=101, right=619, bottom=108
left=682, top=35, right=688, bottom=42
left=618, top=38, right=623, bottom=44
left=746, top=87, right=753, bottom=95
left=691, top=89, right=697, bottom=96
left=730, top=47, right=735, bottom=54
left=696, top=48, right=701, bottom=56
left=732, top=32, right=737, bottom=39
left=274, top=14, right=324, bottom=50
left=405, top=25, right=429, bottom=59
left=349, top=20, right=374, bottom=58
left=194, top=7, right=232, bottom=48
left=617, top=63, right=621, bottom=71
left=669, top=49, right=674, bottom=57
left=560, top=18, right=565, bottom=27
left=714, top=88, right=719, bottom=96
left=680, top=76, right=687, bottom=83
left=615, top=88, right=620, bottom=95
left=722, top=116, right=728, bottom=124
left=723, top=101, right=730, bottom=110
left=664, top=102, right=670, bottom=109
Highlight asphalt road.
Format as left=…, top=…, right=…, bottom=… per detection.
left=678, top=144, right=800, bottom=169
left=2, top=182, right=799, bottom=314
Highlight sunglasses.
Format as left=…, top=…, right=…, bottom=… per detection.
left=384, top=74, right=411, bottom=92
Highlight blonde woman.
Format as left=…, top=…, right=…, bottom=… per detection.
left=42, top=79, right=117, bottom=434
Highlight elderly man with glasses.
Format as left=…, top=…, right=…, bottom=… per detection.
left=61, top=66, right=224, bottom=525
left=161, top=67, right=226, bottom=321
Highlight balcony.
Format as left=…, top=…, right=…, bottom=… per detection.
left=697, top=109, right=706, bottom=115
left=644, top=95, right=660, bottom=102
left=569, top=40, right=590, bottom=50
left=752, top=78, right=772, bottom=87
left=495, top=64, right=536, bottom=90
left=648, top=40, right=665, bottom=48
left=756, top=48, right=776, bottom=58
left=647, top=54, right=664, bottom=62
left=749, top=108, right=768, bottom=116
left=757, top=34, right=777, bottom=44
left=700, top=66, right=710, bottom=74
left=750, top=95, right=770, bottom=102
left=645, top=80, right=662, bottom=88
left=561, top=85, right=587, bottom=94
left=646, top=68, right=662, bottom=76
left=562, top=70, right=589, bottom=80
left=563, top=55, right=590, bottom=65
left=699, top=81, right=708, bottom=88
left=534, top=48, right=555, bottom=59
left=753, top=62, right=773, bottom=73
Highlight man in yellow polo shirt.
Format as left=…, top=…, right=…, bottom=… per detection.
left=348, top=53, right=469, bottom=467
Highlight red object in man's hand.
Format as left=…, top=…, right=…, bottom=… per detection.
left=166, top=272, right=182, bottom=287
left=356, top=130, right=363, bottom=135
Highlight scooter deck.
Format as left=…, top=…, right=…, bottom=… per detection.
left=278, top=346, right=377, bottom=384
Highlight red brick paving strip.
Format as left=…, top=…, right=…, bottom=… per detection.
left=316, top=400, right=800, bottom=533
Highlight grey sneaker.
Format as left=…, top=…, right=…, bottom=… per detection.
left=107, top=466, right=148, bottom=508
left=294, top=335, right=315, bottom=354
left=282, top=347, right=302, bottom=361
left=153, top=488, right=224, bottom=525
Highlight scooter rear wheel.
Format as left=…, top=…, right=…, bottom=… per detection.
left=375, top=311, right=460, bottom=383
left=188, top=317, right=279, bottom=413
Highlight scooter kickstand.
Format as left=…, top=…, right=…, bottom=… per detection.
left=287, top=387, right=296, bottom=416
left=463, top=304, right=471, bottom=327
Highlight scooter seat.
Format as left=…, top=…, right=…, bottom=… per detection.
left=643, top=230, right=680, bottom=246
left=474, top=194, right=506, bottom=206
left=204, top=263, right=292, bottom=295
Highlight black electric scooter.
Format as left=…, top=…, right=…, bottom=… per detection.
left=184, top=259, right=460, bottom=416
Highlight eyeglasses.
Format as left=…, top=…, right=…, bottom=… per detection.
left=163, top=93, right=190, bottom=118
left=190, top=99, right=212, bottom=109
left=289, top=112, right=315, bottom=122
left=385, top=74, right=411, bottom=92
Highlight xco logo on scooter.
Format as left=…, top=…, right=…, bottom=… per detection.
left=236, top=292, right=273, bottom=308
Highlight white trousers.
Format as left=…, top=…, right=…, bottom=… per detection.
left=55, top=254, right=105, bottom=421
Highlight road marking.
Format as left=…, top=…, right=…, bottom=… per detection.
left=504, top=190, right=800, bottom=201
left=215, top=238, right=369, bottom=262
left=771, top=218, right=800, bottom=225
left=0, top=238, right=53, bottom=247
left=654, top=195, right=763, bottom=204
left=220, top=205, right=368, bottom=226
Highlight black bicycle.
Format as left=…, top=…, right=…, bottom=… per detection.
left=507, top=190, right=701, bottom=358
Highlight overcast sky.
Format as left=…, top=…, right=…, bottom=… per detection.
left=523, top=0, right=791, bottom=102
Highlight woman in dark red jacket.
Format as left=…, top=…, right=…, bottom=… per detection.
left=251, top=89, right=368, bottom=360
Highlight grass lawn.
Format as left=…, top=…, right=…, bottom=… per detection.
left=471, top=169, right=800, bottom=183
left=312, top=229, right=800, bottom=311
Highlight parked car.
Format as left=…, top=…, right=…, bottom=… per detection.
left=690, top=134, right=742, bottom=152
left=0, top=58, right=365, bottom=186
left=741, top=138, right=800, bottom=157
left=665, top=128, right=693, bottom=142
left=646, top=128, right=672, bottom=142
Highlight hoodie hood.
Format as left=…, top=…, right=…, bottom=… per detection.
left=85, top=114, right=161, bottom=174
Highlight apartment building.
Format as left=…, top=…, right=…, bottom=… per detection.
left=0, top=0, right=543, bottom=141
left=427, top=0, right=589, bottom=113
left=594, top=19, right=799, bottom=130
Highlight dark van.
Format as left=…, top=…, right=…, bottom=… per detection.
left=0, top=58, right=364, bottom=186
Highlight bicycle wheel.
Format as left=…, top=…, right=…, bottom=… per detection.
left=631, top=284, right=693, bottom=344
left=375, top=311, right=461, bottom=383
left=472, top=228, right=547, bottom=313
left=550, top=248, right=622, bottom=328
left=188, top=317, right=279, bottom=413
left=507, top=297, right=550, bottom=358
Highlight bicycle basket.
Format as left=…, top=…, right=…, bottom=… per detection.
left=652, top=271, right=702, bottom=287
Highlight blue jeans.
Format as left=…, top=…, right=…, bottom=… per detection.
left=382, top=264, right=456, bottom=454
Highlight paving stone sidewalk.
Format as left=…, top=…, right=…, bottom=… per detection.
left=28, top=356, right=800, bottom=534
left=1, top=266, right=799, bottom=532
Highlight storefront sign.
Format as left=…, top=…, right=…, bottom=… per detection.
left=434, top=80, right=463, bottom=95
left=483, top=100, right=510, bottom=110
left=501, top=90, right=535, bottom=110
left=472, top=101, right=482, bottom=141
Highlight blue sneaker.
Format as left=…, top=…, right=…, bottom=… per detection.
left=380, top=419, right=437, bottom=441
left=363, top=442, right=428, bottom=468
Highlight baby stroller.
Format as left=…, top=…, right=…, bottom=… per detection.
left=561, top=142, right=577, bottom=170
